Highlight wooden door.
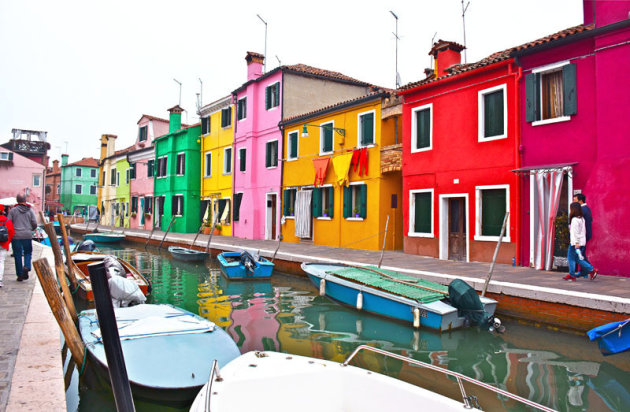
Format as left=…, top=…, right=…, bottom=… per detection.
left=448, top=198, right=466, bottom=261
left=267, top=194, right=277, bottom=240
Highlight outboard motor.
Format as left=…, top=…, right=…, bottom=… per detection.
left=76, top=239, right=97, bottom=252
left=448, top=279, right=494, bottom=328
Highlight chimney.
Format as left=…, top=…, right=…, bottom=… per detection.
left=429, top=40, right=466, bottom=78
left=52, top=159, right=60, bottom=174
left=100, top=134, right=117, bottom=161
left=61, top=154, right=69, bottom=166
left=168, top=105, right=184, bottom=133
left=245, top=51, right=265, bottom=81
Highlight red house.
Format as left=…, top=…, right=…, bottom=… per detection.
left=399, top=41, right=521, bottom=264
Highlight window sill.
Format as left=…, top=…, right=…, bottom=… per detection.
left=346, top=217, right=364, bottom=221
left=223, top=172, right=232, bottom=176
left=266, top=166, right=278, bottom=170
left=319, top=151, right=334, bottom=156
left=411, top=146, right=432, bottom=153
left=408, top=232, right=434, bottom=238
left=317, top=217, right=332, bottom=221
left=532, top=116, right=571, bottom=127
left=266, top=106, right=279, bottom=111
left=284, top=216, right=295, bottom=219
left=287, top=158, right=298, bottom=162
left=474, top=235, right=510, bottom=242
left=356, top=144, right=375, bottom=149
left=478, top=133, right=508, bottom=142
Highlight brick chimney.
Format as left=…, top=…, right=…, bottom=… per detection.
left=429, top=40, right=466, bottom=78
left=52, top=159, right=60, bottom=174
left=246, top=51, right=265, bottom=81
left=168, top=105, right=184, bottom=133
left=61, top=154, right=69, bottom=166
left=100, top=134, right=117, bottom=161
left=583, top=0, right=630, bottom=27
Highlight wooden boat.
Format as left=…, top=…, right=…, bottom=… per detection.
left=301, top=263, right=497, bottom=332
left=217, top=250, right=274, bottom=280
left=83, top=232, right=126, bottom=243
left=588, top=318, right=630, bottom=355
left=168, top=246, right=209, bottom=262
left=79, top=304, right=241, bottom=405
left=190, top=347, right=555, bottom=412
left=70, top=251, right=150, bottom=301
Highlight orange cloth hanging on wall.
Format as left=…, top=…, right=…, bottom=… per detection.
left=350, top=148, right=369, bottom=176
left=312, top=158, right=330, bottom=187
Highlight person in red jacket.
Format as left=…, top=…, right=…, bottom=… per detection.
left=0, top=205, right=16, bottom=288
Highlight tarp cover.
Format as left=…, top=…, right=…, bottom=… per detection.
left=92, top=314, right=215, bottom=341
left=447, top=279, right=491, bottom=326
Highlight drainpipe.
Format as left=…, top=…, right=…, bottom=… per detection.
left=511, top=62, right=523, bottom=266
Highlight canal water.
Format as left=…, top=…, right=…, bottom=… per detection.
left=64, top=242, right=630, bottom=412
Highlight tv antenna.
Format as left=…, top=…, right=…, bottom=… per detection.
left=430, top=32, right=437, bottom=70
left=461, top=0, right=470, bottom=63
left=275, top=55, right=281, bottom=67
left=257, top=14, right=268, bottom=73
left=390, top=10, right=400, bottom=88
left=173, top=78, right=182, bottom=106
left=196, top=78, right=203, bottom=114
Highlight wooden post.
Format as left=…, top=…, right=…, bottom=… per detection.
left=204, top=212, right=220, bottom=253
left=377, top=215, right=390, bottom=268
left=188, top=224, right=204, bottom=251
left=159, top=216, right=176, bottom=250
left=145, top=223, right=157, bottom=248
left=482, top=212, right=509, bottom=297
left=40, top=219, right=78, bottom=323
left=32, top=259, right=84, bottom=369
left=271, top=234, right=283, bottom=262
left=57, top=213, right=78, bottom=289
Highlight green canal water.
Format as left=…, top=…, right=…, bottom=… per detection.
left=64, top=242, right=630, bottom=412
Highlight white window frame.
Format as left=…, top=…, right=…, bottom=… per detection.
left=201, top=115, right=211, bottom=135
left=238, top=148, right=246, bottom=172
left=173, top=194, right=184, bottom=216
left=411, top=103, right=433, bottom=153
left=116, top=172, right=120, bottom=187
left=532, top=60, right=572, bottom=126
left=0, top=152, right=10, bottom=160
left=283, top=187, right=297, bottom=219
left=478, top=84, right=508, bottom=142
left=287, top=130, right=299, bottom=161
left=474, top=184, right=510, bottom=242
left=90, top=169, right=97, bottom=178
left=237, top=97, right=247, bottom=121
left=176, top=152, right=185, bottom=176
left=266, top=139, right=279, bottom=169
left=438, top=193, right=470, bottom=262
left=75, top=168, right=82, bottom=177
left=138, top=125, right=148, bottom=142
left=319, top=121, right=335, bottom=155
left=75, top=184, right=82, bottom=195
left=317, top=184, right=333, bottom=221
left=346, top=181, right=365, bottom=221
left=32, top=174, right=41, bottom=187
left=204, top=152, right=212, bottom=177
left=90, top=185, right=97, bottom=195
left=408, top=188, right=434, bottom=238
left=221, top=106, right=233, bottom=129
left=357, top=109, right=376, bottom=148
left=265, top=81, right=280, bottom=111
left=223, top=147, right=232, bottom=175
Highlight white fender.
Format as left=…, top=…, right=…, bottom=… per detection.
left=413, top=307, right=421, bottom=328
left=356, top=292, right=363, bottom=310
left=319, top=279, right=326, bottom=296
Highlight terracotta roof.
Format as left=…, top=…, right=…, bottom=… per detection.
left=399, top=24, right=593, bottom=92
left=137, top=114, right=169, bottom=125
left=283, top=64, right=372, bottom=86
left=65, top=157, right=99, bottom=168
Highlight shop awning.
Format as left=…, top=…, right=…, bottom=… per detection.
left=511, top=162, right=577, bottom=175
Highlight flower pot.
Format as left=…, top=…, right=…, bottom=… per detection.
left=203, top=227, right=212, bottom=235
left=355, top=213, right=360, bottom=218
left=322, top=213, right=328, bottom=217
left=212, top=228, right=221, bottom=235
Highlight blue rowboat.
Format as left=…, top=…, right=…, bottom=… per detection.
left=83, top=232, right=126, bottom=243
left=168, top=246, right=209, bottom=262
left=79, top=304, right=240, bottom=405
left=301, top=263, right=497, bottom=332
left=217, top=250, right=274, bottom=280
left=587, top=318, right=630, bottom=355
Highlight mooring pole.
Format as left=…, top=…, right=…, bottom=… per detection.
left=159, top=216, right=176, bottom=250
left=377, top=216, right=390, bottom=268
left=204, top=213, right=220, bottom=253
left=189, top=224, right=204, bottom=251
left=482, top=212, right=509, bottom=297
left=271, top=234, right=283, bottom=262
left=145, top=224, right=156, bottom=249
left=88, top=261, right=136, bottom=412
left=57, top=213, right=78, bottom=289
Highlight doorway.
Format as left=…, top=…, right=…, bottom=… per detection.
left=266, top=193, right=277, bottom=240
left=439, top=194, right=469, bottom=262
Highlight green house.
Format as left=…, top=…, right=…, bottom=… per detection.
left=153, top=105, right=202, bottom=233
left=60, top=155, right=99, bottom=215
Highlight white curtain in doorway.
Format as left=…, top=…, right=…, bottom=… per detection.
left=295, top=190, right=312, bottom=238
left=534, top=170, right=564, bottom=270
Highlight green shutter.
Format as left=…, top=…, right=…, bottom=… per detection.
left=327, top=187, right=334, bottom=218
left=265, top=86, right=271, bottom=110
left=265, top=143, right=271, bottom=167
left=414, top=192, right=431, bottom=233
left=359, top=184, right=367, bottom=218
left=274, top=84, right=279, bottom=106
left=323, top=127, right=333, bottom=153
left=416, top=108, right=431, bottom=149
left=481, top=189, right=507, bottom=236
left=563, top=63, right=577, bottom=116
left=361, top=113, right=374, bottom=146
left=343, top=186, right=352, bottom=218
left=312, top=188, right=322, bottom=217
left=290, top=133, right=298, bottom=158
left=484, top=90, right=504, bottom=138
left=525, top=73, right=539, bottom=122
left=283, top=190, right=290, bottom=216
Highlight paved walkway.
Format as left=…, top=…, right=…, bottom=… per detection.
left=0, top=243, right=65, bottom=411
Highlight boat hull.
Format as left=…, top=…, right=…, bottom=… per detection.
left=168, top=246, right=209, bottom=262
left=218, top=252, right=274, bottom=280
left=83, top=233, right=126, bottom=243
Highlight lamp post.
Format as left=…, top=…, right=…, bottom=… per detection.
left=390, top=10, right=400, bottom=89
left=301, top=124, right=346, bottom=138
left=257, top=14, right=268, bottom=73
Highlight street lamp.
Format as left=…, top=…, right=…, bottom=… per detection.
left=390, top=10, right=400, bottom=88
left=301, top=124, right=346, bottom=138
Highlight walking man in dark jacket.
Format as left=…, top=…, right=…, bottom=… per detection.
left=8, top=194, right=37, bottom=281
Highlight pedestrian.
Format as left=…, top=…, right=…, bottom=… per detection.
left=8, top=194, right=38, bottom=281
left=0, top=205, right=16, bottom=288
left=563, top=202, right=598, bottom=281
left=572, top=193, right=593, bottom=276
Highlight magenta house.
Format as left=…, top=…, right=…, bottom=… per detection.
left=231, top=52, right=373, bottom=240
left=127, top=114, right=170, bottom=229
left=0, top=147, right=45, bottom=213
left=514, top=0, right=630, bottom=276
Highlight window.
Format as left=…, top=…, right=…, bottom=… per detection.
left=110, top=168, right=116, bottom=185
left=224, top=147, right=232, bottom=174
left=265, top=82, right=280, bottom=110
left=131, top=196, right=138, bottom=213
left=478, top=84, right=507, bottom=141
left=176, top=153, right=185, bottom=175
left=221, top=107, right=232, bottom=128
left=215, top=198, right=231, bottom=224
left=147, top=159, right=154, bottom=177
left=201, top=116, right=210, bottom=135
left=204, top=152, right=212, bottom=177
left=126, top=202, right=129, bottom=217
left=116, top=172, right=120, bottom=187
left=312, top=186, right=334, bottom=218
left=32, top=174, right=41, bottom=187
left=239, top=148, right=246, bottom=172
left=265, top=140, right=278, bottom=168
left=75, top=168, right=82, bottom=177
left=75, top=184, right=82, bottom=194
left=475, top=185, right=509, bottom=241
left=144, top=196, right=153, bottom=213
left=237, top=97, right=247, bottom=121
left=90, top=185, right=97, bottom=195
left=287, top=131, right=298, bottom=160
left=0, top=152, right=13, bottom=161
left=409, top=189, right=433, bottom=237
left=526, top=62, right=576, bottom=124
left=283, top=188, right=297, bottom=217
left=90, top=169, right=97, bottom=178
left=102, top=171, right=106, bottom=185
left=129, top=163, right=136, bottom=179
left=358, top=111, right=375, bottom=147
left=156, top=156, right=167, bottom=177
left=126, top=169, right=130, bottom=184
left=233, top=193, right=243, bottom=221
left=172, top=195, right=184, bottom=216
left=343, top=184, right=367, bottom=219
left=138, top=125, right=148, bottom=142
left=56, top=184, right=60, bottom=194
left=320, top=122, right=334, bottom=154
left=412, top=104, right=432, bottom=152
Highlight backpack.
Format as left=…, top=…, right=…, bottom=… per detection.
left=0, top=219, right=8, bottom=243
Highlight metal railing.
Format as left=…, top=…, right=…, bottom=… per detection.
left=343, top=345, right=557, bottom=412
left=205, top=359, right=223, bottom=411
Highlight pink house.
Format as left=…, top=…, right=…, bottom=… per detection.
left=0, top=147, right=46, bottom=213
left=232, top=52, right=373, bottom=240
left=127, top=115, right=170, bottom=229
left=514, top=0, right=630, bottom=275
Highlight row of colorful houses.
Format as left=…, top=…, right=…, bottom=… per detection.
left=52, top=1, right=628, bottom=275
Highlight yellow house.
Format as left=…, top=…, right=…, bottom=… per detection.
left=279, top=92, right=403, bottom=251
left=199, top=96, right=234, bottom=236
left=97, top=134, right=133, bottom=227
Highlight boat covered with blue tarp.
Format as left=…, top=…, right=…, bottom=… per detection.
left=587, top=318, right=630, bottom=355
left=218, top=250, right=274, bottom=280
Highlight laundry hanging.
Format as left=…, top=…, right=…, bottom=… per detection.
left=312, top=158, right=330, bottom=187
left=331, top=153, right=353, bottom=186
left=294, top=190, right=312, bottom=238
left=350, top=148, right=368, bottom=176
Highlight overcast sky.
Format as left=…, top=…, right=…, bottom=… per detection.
left=0, top=0, right=583, bottom=163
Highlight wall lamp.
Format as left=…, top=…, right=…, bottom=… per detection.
left=301, top=124, right=346, bottom=138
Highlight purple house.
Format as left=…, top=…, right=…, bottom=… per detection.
left=515, top=0, right=630, bottom=276
left=231, top=52, right=373, bottom=240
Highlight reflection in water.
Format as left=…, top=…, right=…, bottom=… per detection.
left=67, top=243, right=630, bottom=412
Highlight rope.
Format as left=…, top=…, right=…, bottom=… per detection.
left=78, top=346, right=88, bottom=376
left=68, top=277, right=80, bottom=295
left=340, top=229, right=387, bottom=248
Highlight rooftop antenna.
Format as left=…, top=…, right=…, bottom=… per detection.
left=461, top=0, right=470, bottom=63
left=430, top=32, right=437, bottom=69
left=64, top=141, right=69, bottom=153
left=257, top=14, right=268, bottom=73
left=197, top=78, right=203, bottom=114
left=173, top=78, right=182, bottom=106
left=275, top=55, right=281, bottom=67
left=390, top=10, right=400, bottom=89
